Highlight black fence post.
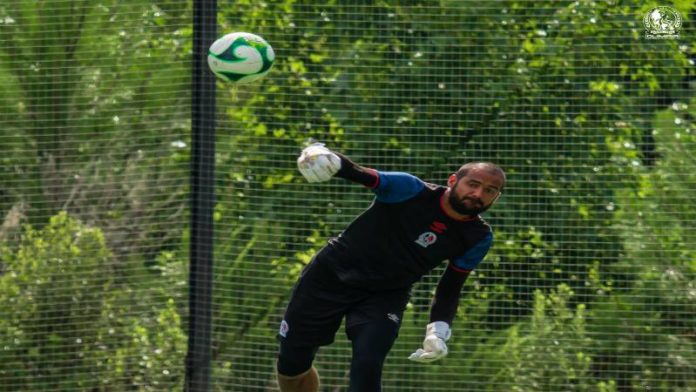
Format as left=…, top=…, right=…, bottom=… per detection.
left=186, top=0, right=216, bottom=391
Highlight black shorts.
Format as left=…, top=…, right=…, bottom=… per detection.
left=279, top=254, right=410, bottom=347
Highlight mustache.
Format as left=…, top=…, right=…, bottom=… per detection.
left=460, top=196, right=483, bottom=206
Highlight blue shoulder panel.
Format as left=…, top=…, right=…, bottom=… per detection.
left=372, top=171, right=425, bottom=203
left=451, top=232, right=493, bottom=271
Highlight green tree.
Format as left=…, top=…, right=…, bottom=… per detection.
left=0, top=212, right=187, bottom=390
left=589, top=102, right=696, bottom=391
left=490, top=285, right=593, bottom=391
left=0, top=1, right=191, bottom=260
left=0, top=212, right=113, bottom=389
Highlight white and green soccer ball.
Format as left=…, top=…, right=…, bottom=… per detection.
left=207, top=32, right=275, bottom=84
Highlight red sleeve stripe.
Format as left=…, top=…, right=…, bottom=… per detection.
left=448, top=263, right=472, bottom=274
left=366, top=169, right=380, bottom=189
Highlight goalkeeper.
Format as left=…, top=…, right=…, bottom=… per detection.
left=276, top=143, right=506, bottom=392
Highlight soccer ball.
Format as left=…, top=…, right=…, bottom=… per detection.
left=207, top=32, right=275, bottom=84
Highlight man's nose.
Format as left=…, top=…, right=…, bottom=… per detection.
left=470, top=188, right=484, bottom=199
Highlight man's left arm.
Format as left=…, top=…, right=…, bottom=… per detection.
left=409, top=233, right=493, bottom=363
left=430, top=266, right=470, bottom=326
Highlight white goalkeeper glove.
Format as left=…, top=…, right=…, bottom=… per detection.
left=297, top=143, right=341, bottom=183
left=408, top=321, right=451, bottom=363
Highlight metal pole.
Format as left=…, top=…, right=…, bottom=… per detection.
left=186, top=0, right=216, bottom=390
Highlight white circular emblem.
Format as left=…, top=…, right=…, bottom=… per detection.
left=415, top=232, right=438, bottom=248
left=644, top=6, right=682, bottom=39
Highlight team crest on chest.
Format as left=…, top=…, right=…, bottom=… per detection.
left=415, top=231, right=438, bottom=248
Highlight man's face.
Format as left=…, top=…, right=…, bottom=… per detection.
left=447, top=167, right=504, bottom=216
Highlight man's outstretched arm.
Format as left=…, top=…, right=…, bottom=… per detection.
left=333, top=151, right=380, bottom=188
left=298, top=144, right=426, bottom=204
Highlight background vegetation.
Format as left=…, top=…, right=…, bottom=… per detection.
left=0, top=1, right=694, bottom=391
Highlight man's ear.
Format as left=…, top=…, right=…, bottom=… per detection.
left=492, top=192, right=502, bottom=204
left=447, top=174, right=458, bottom=187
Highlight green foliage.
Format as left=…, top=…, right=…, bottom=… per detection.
left=589, top=101, right=696, bottom=392
left=93, top=298, right=187, bottom=391
left=490, top=284, right=593, bottom=391
left=0, top=212, right=187, bottom=390
left=0, top=0, right=191, bottom=261
left=0, top=212, right=113, bottom=389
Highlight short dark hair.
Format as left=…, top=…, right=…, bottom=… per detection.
left=455, top=162, right=506, bottom=190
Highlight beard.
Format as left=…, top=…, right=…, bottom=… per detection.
left=448, top=193, right=491, bottom=216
